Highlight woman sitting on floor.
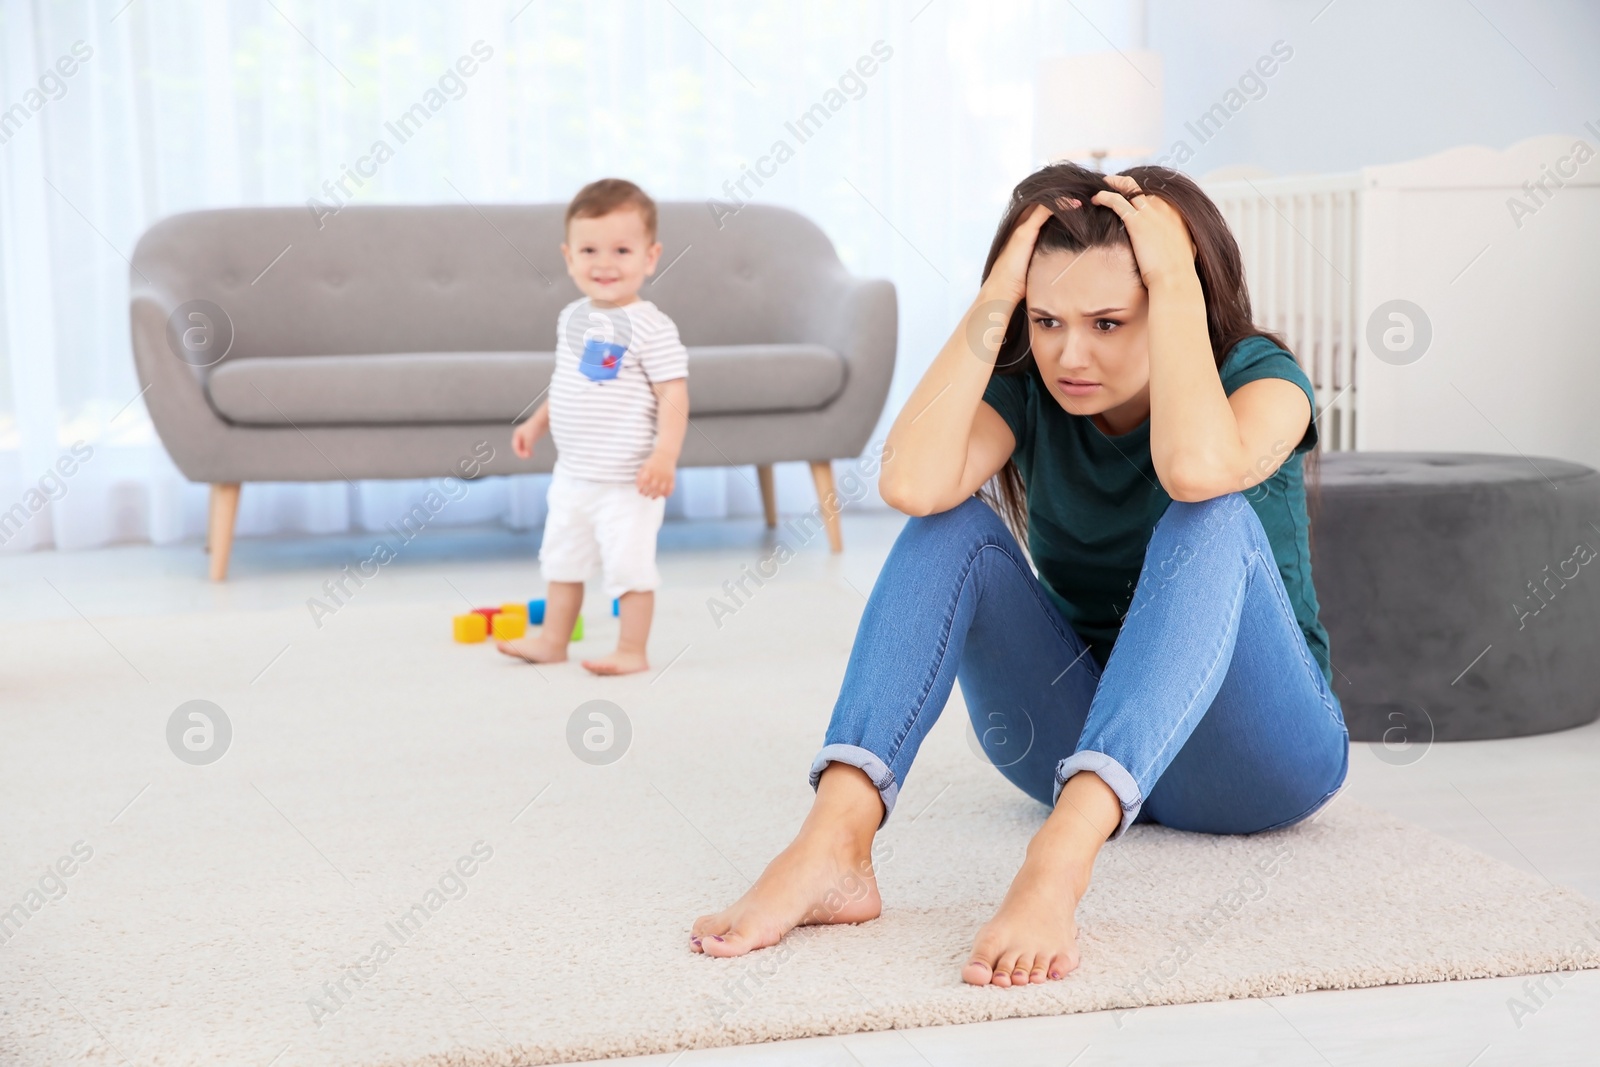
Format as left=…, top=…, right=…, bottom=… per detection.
left=690, top=162, right=1349, bottom=987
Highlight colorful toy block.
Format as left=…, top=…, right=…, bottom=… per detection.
left=453, top=613, right=488, bottom=643
left=612, top=597, right=620, bottom=616
left=472, top=606, right=499, bottom=625
left=499, top=601, right=528, bottom=620
left=492, top=612, right=527, bottom=640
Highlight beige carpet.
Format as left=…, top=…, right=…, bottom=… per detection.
left=4, top=580, right=1599, bottom=1067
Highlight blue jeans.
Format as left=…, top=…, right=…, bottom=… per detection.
left=809, top=492, right=1349, bottom=840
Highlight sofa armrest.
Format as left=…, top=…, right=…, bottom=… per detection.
left=129, top=289, right=238, bottom=483
left=804, top=274, right=898, bottom=460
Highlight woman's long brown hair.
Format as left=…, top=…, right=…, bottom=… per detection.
left=974, top=161, right=1321, bottom=557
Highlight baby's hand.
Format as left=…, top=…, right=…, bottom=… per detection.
left=636, top=451, right=676, bottom=498
left=512, top=415, right=544, bottom=459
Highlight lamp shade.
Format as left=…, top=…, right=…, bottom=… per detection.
left=1034, top=49, right=1164, bottom=163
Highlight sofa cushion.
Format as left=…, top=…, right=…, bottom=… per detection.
left=204, top=345, right=848, bottom=426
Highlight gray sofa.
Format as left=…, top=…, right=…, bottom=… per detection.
left=129, top=202, right=898, bottom=579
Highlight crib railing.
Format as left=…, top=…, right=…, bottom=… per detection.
left=1197, top=134, right=1600, bottom=475
left=1201, top=173, right=1363, bottom=453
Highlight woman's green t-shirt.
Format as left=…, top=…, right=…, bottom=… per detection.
left=979, top=335, right=1333, bottom=687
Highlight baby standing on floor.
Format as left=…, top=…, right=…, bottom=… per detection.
left=499, top=178, right=690, bottom=676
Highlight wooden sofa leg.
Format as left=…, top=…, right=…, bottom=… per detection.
left=756, top=464, right=777, bottom=528
left=808, top=460, right=843, bottom=553
left=208, top=483, right=241, bottom=581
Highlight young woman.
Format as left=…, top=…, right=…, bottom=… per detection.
left=689, top=163, right=1350, bottom=987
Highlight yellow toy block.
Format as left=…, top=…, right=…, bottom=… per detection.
left=499, top=601, right=528, bottom=621
left=492, top=612, right=527, bottom=640
left=452, top=613, right=488, bottom=643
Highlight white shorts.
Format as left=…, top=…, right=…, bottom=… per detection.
left=538, top=471, right=666, bottom=599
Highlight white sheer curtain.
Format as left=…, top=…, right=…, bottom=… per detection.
left=0, top=0, right=1135, bottom=553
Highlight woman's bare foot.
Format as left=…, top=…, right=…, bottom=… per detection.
left=962, top=848, right=1087, bottom=986
left=581, top=649, right=649, bottom=676
left=496, top=632, right=567, bottom=663
left=691, top=763, right=883, bottom=957
left=962, top=770, right=1122, bottom=987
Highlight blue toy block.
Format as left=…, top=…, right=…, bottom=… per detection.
left=612, top=597, right=620, bottom=616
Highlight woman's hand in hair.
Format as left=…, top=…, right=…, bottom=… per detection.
left=1092, top=174, right=1198, bottom=292
left=980, top=202, right=1058, bottom=306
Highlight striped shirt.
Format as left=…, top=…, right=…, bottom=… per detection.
left=547, top=297, right=690, bottom=483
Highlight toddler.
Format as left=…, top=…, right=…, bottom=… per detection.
left=498, top=178, right=689, bottom=676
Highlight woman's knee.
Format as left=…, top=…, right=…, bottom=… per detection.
left=1151, top=491, right=1265, bottom=555
left=894, top=494, right=1015, bottom=555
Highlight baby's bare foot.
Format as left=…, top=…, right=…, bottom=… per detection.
left=962, top=848, right=1086, bottom=987
left=581, top=649, right=649, bottom=676
left=691, top=830, right=880, bottom=958
left=496, top=632, right=567, bottom=664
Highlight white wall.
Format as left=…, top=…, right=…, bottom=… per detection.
left=1147, top=0, right=1600, bottom=177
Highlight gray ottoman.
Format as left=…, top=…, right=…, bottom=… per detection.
left=1313, top=452, right=1600, bottom=743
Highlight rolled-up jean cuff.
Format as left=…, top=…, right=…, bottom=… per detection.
left=1054, top=750, right=1142, bottom=841
left=809, top=743, right=898, bottom=828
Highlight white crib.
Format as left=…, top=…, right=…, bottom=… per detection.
left=1199, top=133, right=1600, bottom=470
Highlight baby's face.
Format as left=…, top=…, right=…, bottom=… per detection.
left=561, top=208, right=663, bottom=307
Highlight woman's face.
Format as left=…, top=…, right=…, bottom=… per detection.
left=1024, top=242, right=1151, bottom=436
